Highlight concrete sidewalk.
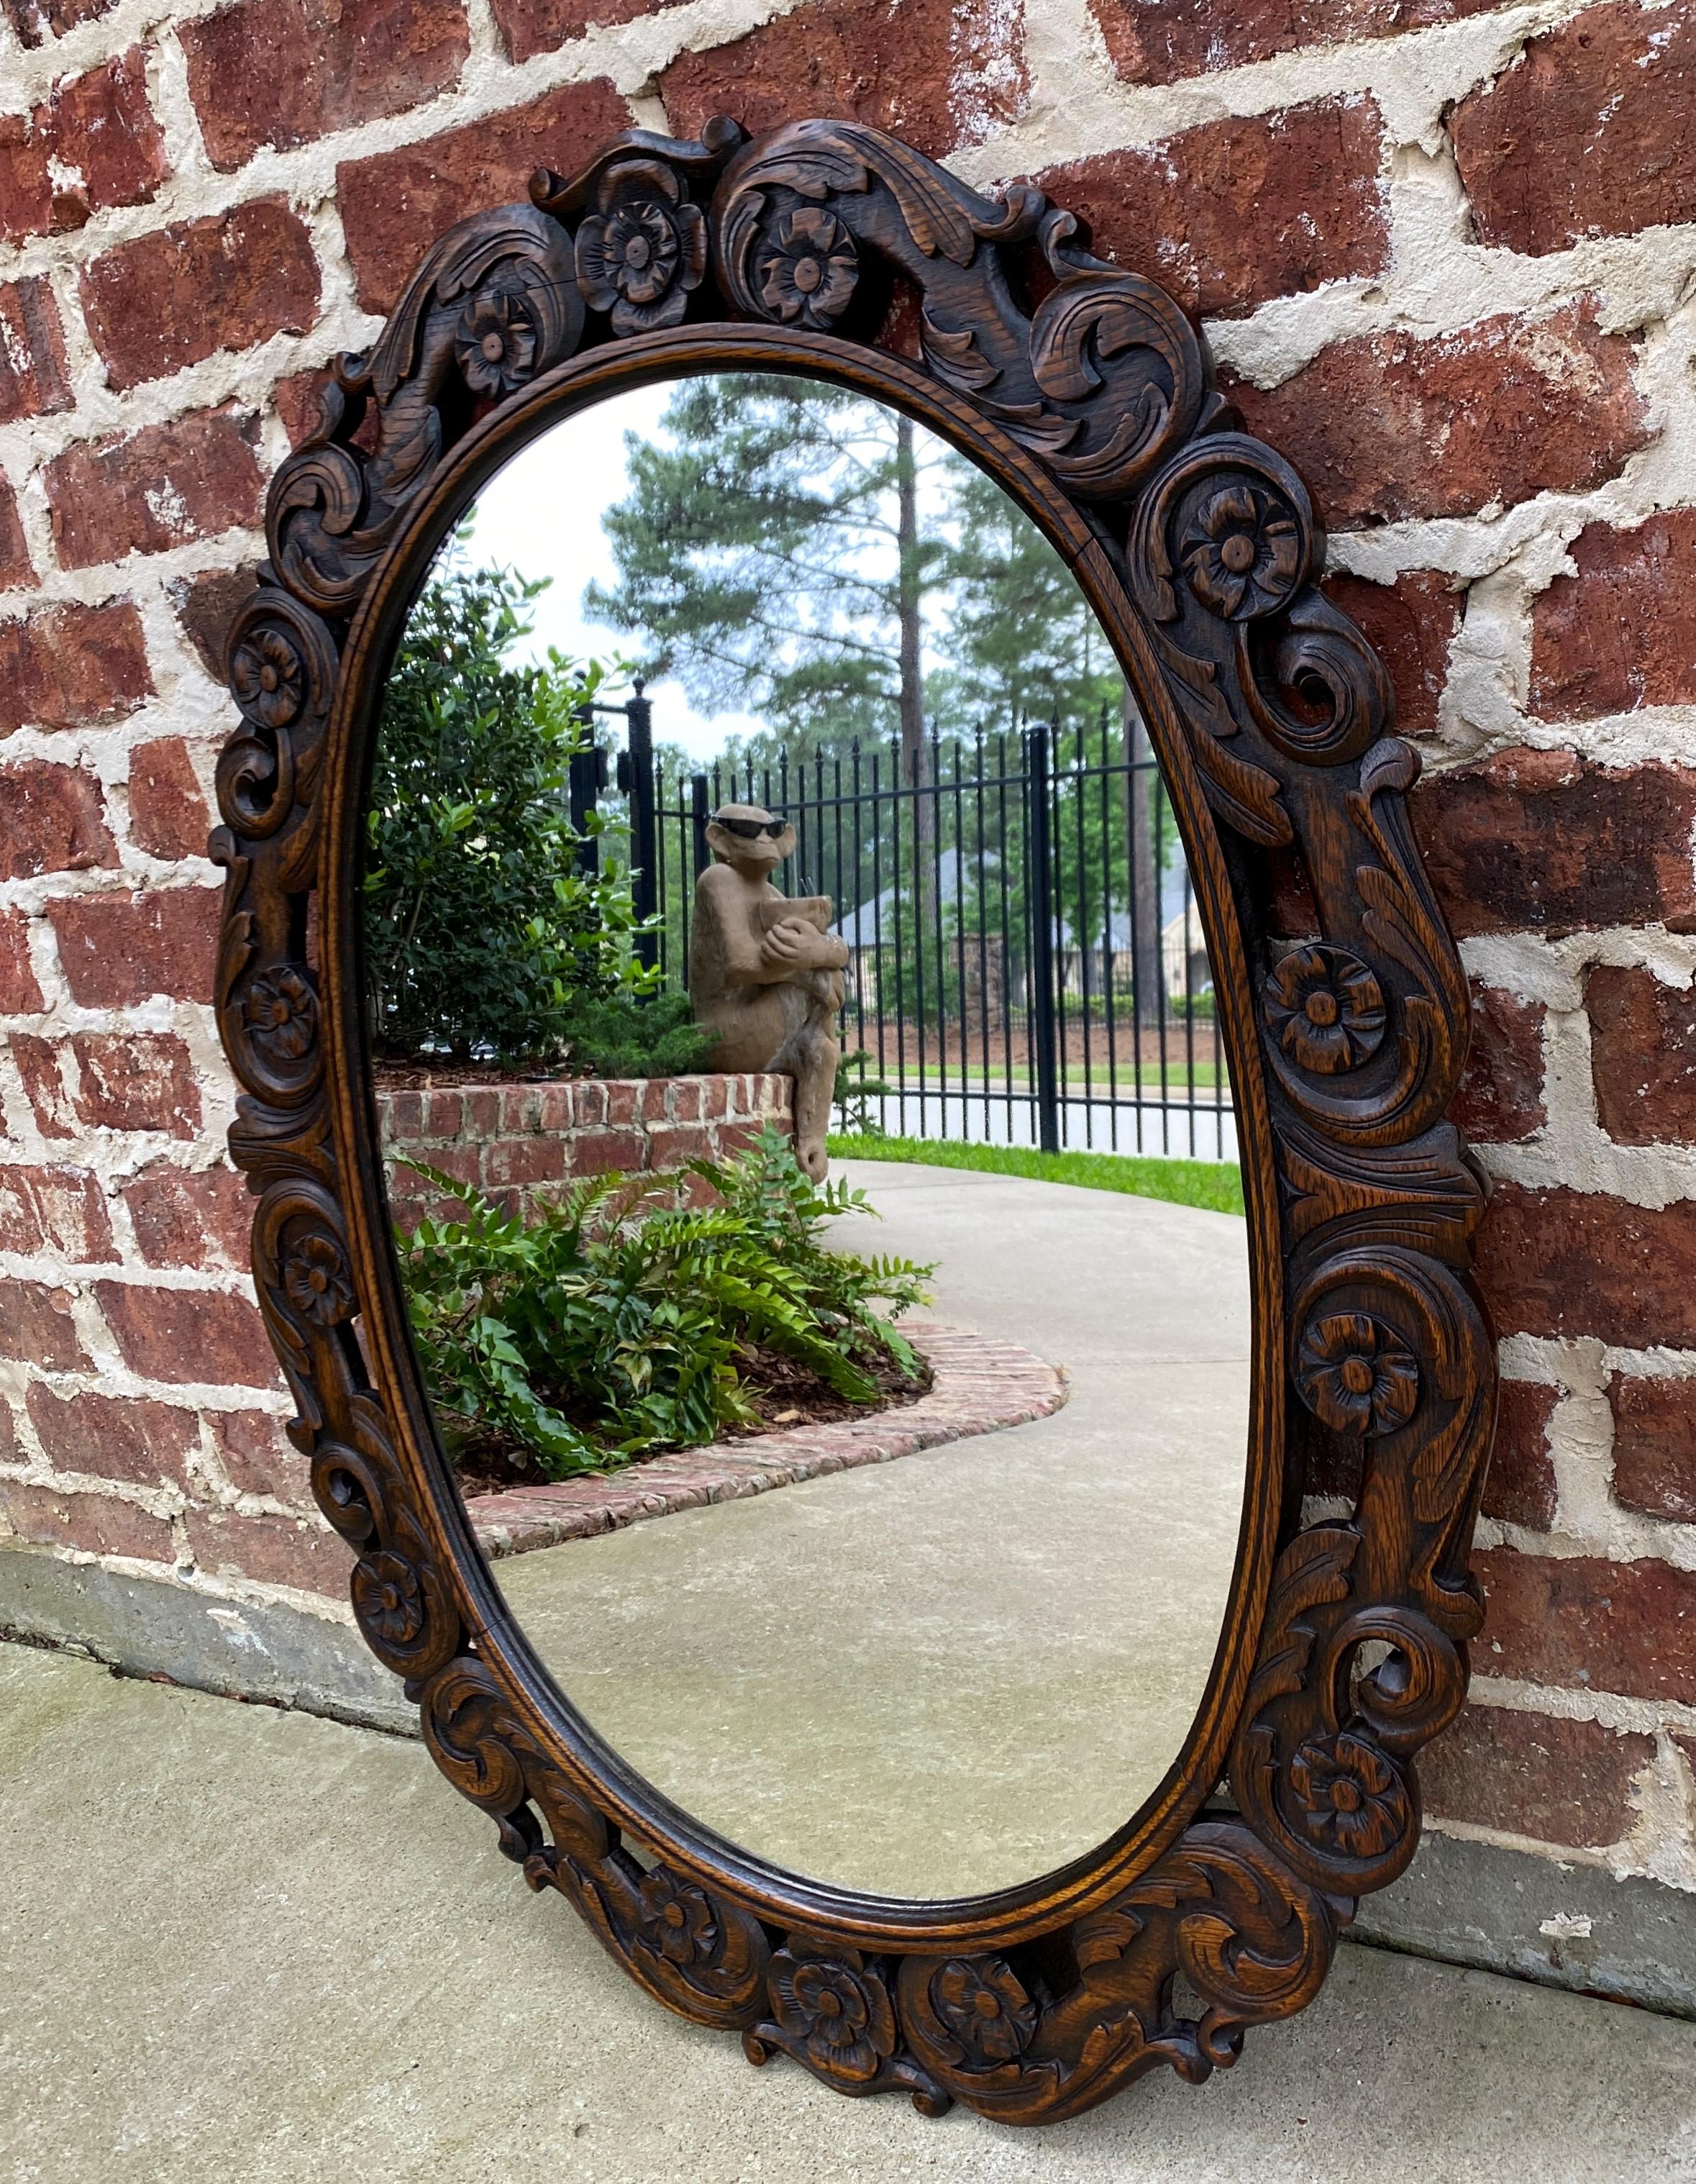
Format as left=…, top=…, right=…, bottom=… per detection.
left=493, top=1157, right=1252, bottom=1898
left=4, top=1640, right=1695, bottom=2184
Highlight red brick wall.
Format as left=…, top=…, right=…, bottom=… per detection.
left=0, top=0, right=1692, bottom=1899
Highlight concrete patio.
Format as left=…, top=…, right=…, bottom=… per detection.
left=4, top=1639, right=1694, bottom=2183
left=4, top=1163, right=1694, bottom=2180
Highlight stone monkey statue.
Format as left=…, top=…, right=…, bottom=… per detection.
left=688, top=804, right=847, bottom=1181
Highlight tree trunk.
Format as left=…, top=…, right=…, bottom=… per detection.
left=895, top=414, right=929, bottom=815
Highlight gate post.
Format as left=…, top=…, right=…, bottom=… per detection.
left=1026, top=722, right=1061, bottom=1155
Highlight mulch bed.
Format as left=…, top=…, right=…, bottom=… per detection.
left=371, top=1058, right=581, bottom=1090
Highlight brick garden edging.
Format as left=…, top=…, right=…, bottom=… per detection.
left=467, top=1322, right=1067, bottom=1559
left=378, top=1073, right=793, bottom=1220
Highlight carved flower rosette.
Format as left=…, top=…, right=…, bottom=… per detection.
left=575, top=158, right=708, bottom=335
left=213, top=110, right=1493, bottom=2130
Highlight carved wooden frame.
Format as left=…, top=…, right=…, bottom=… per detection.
left=211, top=115, right=1495, bottom=2127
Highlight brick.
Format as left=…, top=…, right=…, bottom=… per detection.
left=209, top=1406, right=310, bottom=1502
left=96, top=1280, right=277, bottom=1388
left=483, top=1135, right=567, bottom=1188
left=0, top=600, right=152, bottom=737
left=646, top=1122, right=713, bottom=1170
left=1477, top=1546, right=1696, bottom=1706
left=185, top=1504, right=350, bottom=1592
left=1321, top=570, right=1461, bottom=740
left=1482, top=1379, right=1558, bottom=1531
left=129, top=739, right=211, bottom=863
left=1588, top=967, right=1696, bottom=1146
left=0, top=278, right=71, bottom=424
left=1608, top=1374, right=1696, bottom=1525
left=337, top=78, right=629, bottom=316
left=68, top=1033, right=202, bottom=1139
left=0, top=1277, right=88, bottom=1368
left=565, top=1127, right=647, bottom=1175
left=0, top=911, right=43, bottom=1014
left=1418, top=1703, right=1651, bottom=1849
left=273, top=367, right=335, bottom=449
left=1031, top=99, right=1385, bottom=322
left=80, top=200, right=321, bottom=394
left=1086, top=0, right=1498, bottom=84
left=46, top=886, right=219, bottom=1008
left=25, top=1383, right=195, bottom=1487
left=489, top=0, right=660, bottom=59
left=0, top=760, right=117, bottom=878
left=9, top=1034, right=75, bottom=1139
left=0, top=50, right=168, bottom=244
left=0, top=1479, right=173, bottom=1561
left=1450, top=981, right=1545, bottom=1144
left=168, top=562, right=263, bottom=681
left=667, top=1078, right=704, bottom=1124
left=660, top=0, right=1028, bottom=169
left=1225, top=301, right=1649, bottom=528
left=1474, top=1181, right=1696, bottom=1351
left=0, top=51, right=169, bottom=243
left=1530, top=511, right=1696, bottom=724
left=43, top=409, right=266, bottom=571
left=1452, top=1, right=1696, bottom=258
left=0, top=1163, right=113, bottom=1260
left=3, top=0, right=118, bottom=47
left=123, top=1161, right=253, bottom=1271
left=1415, top=749, right=1696, bottom=940
left=0, top=478, right=32, bottom=591
left=184, top=0, right=470, bottom=168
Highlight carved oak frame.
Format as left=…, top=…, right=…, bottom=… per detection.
left=212, top=116, right=1495, bottom=2127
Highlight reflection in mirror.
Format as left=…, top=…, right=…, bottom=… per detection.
left=366, top=373, right=1250, bottom=1900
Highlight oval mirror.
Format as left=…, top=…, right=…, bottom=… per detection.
left=216, top=114, right=1492, bottom=2127
left=365, top=370, right=1252, bottom=1900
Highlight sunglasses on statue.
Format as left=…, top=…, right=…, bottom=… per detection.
left=714, top=814, right=790, bottom=841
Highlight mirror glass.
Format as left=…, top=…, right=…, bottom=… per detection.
left=365, top=372, right=1251, bottom=1900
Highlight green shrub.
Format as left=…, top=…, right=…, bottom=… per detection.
left=833, top=1047, right=893, bottom=1136
left=557, top=988, right=716, bottom=1082
left=365, top=555, right=650, bottom=1069
left=395, top=1125, right=934, bottom=1480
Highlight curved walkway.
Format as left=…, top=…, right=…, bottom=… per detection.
left=495, top=1158, right=1252, bottom=1900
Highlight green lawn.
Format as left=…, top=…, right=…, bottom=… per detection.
left=826, top=1133, right=1245, bottom=1216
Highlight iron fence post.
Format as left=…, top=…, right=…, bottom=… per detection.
left=624, top=678, right=657, bottom=971
left=568, top=702, right=604, bottom=876
left=689, top=773, right=711, bottom=883
left=1027, top=721, right=1061, bottom=1154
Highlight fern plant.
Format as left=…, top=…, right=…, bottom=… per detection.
left=394, top=1126, right=933, bottom=1480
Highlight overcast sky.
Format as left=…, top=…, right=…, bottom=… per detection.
left=457, top=377, right=965, bottom=765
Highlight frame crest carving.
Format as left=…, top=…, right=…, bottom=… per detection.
left=211, top=114, right=1495, bottom=2128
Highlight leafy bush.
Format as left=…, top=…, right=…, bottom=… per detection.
left=365, top=555, right=651, bottom=1069
left=395, top=1125, right=933, bottom=1480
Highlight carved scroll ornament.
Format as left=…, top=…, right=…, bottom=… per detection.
left=212, top=112, right=1493, bottom=2127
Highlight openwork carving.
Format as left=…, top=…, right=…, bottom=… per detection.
left=213, top=113, right=1493, bottom=2128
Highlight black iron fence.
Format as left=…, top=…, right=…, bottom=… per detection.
left=583, top=711, right=1234, bottom=1164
